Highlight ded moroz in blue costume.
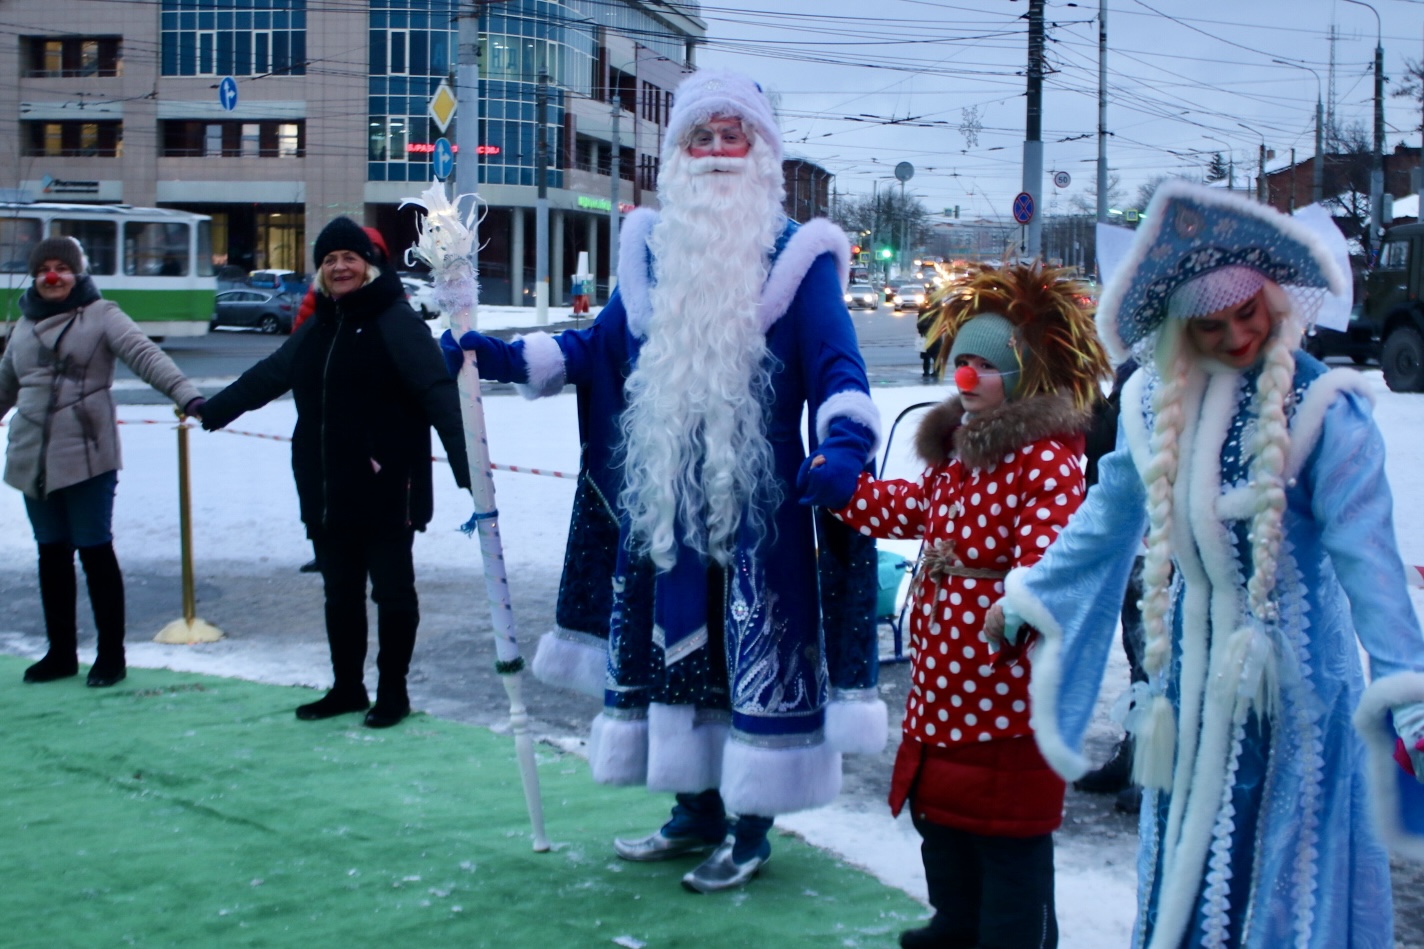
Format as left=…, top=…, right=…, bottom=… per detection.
left=1002, top=180, right=1424, bottom=948
left=441, top=69, right=885, bottom=893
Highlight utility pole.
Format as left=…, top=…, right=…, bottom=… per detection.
left=608, top=102, right=620, bottom=295
left=534, top=70, right=550, bottom=324
left=1096, top=0, right=1108, bottom=224
left=1258, top=141, right=1267, bottom=203
left=455, top=1, right=481, bottom=285
left=1023, top=0, right=1045, bottom=256
left=1345, top=0, right=1383, bottom=255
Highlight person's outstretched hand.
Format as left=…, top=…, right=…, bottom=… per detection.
left=797, top=452, right=862, bottom=510
left=183, top=396, right=206, bottom=420
left=439, top=329, right=468, bottom=378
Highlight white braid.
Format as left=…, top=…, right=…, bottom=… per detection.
left=1243, top=282, right=1298, bottom=623
left=1140, top=330, right=1192, bottom=678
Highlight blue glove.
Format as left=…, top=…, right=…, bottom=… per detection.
left=439, top=329, right=466, bottom=378
left=440, top=329, right=530, bottom=384
left=797, top=417, right=875, bottom=510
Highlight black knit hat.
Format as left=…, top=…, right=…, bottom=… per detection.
left=29, top=236, right=87, bottom=276
left=313, top=216, right=379, bottom=269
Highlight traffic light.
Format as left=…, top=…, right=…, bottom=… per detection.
left=850, top=244, right=862, bottom=256
left=877, top=247, right=893, bottom=259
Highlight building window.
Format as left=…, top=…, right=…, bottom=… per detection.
left=23, top=121, right=122, bottom=157
left=161, top=0, right=306, bottom=77
left=640, top=82, right=665, bottom=126
left=161, top=120, right=305, bottom=157
left=23, top=36, right=122, bottom=78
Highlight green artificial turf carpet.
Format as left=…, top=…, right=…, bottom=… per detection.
left=0, top=657, right=920, bottom=948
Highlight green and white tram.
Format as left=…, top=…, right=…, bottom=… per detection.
left=0, top=203, right=215, bottom=341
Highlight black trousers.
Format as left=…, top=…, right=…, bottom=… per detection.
left=312, top=528, right=418, bottom=702
left=912, top=813, right=1058, bottom=949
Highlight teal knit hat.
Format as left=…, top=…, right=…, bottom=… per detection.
left=947, top=313, right=1021, bottom=399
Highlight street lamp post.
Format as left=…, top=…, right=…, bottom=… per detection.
left=1272, top=59, right=1325, bottom=205
left=1237, top=122, right=1270, bottom=204
left=1344, top=0, right=1384, bottom=255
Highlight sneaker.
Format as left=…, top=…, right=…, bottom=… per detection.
left=295, top=687, right=370, bottom=720
left=681, top=838, right=770, bottom=893
left=613, top=829, right=722, bottom=862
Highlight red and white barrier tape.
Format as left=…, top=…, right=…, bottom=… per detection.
left=0, top=417, right=576, bottom=480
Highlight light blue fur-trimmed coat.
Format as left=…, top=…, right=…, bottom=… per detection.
left=1005, top=353, right=1424, bottom=949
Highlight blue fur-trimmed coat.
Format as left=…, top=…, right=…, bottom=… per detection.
left=484, top=210, right=886, bottom=817
left=1005, top=353, right=1424, bottom=949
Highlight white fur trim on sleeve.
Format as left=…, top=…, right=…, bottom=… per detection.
left=815, top=390, right=882, bottom=459
left=825, top=689, right=888, bottom=754
left=1005, top=565, right=1092, bottom=781
left=758, top=218, right=851, bottom=332
left=512, top=331, right=566, bottom=399
left=530, top=628, right=606, bottom=698
left=1284, top=367, right=1375, bottom=481
left=1353, top=671, right=1424, bottom=861
left=618, top=208, right=658, bottom=339
left=588, top=711, right=649, bottom=787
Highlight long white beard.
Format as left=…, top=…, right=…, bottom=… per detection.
left=619, top=147, right=787, bottom=570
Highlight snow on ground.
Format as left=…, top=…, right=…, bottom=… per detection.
left=4, top=361, right=1424, bottom=948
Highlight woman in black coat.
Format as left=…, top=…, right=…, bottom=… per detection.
left=198, top=217, right=470, bottom=727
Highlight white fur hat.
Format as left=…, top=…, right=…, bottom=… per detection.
left=663, top=69, right=782, bottom=164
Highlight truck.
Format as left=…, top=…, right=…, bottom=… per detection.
left=1306, top=222, right=1424, bottom=392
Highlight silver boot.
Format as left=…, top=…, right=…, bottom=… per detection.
left=681, top=839, right=770, bottom=893
left=613, top=829, right=722, bottom=862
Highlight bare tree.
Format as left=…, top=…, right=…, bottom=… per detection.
left=1067, top=173, right=1124, bottom=215
left=1135, top=174, right=1195, bottom=211
left=831, top=190, right=933, bottom=259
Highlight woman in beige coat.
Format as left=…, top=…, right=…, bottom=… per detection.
left=0, top=236, right=203, bottom=686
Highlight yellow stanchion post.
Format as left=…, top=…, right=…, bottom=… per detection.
left=155, top=410, right=223, bottom=644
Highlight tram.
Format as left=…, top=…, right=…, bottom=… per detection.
left=0, top=203, right=215, bottom=341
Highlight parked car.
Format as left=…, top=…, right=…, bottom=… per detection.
left=400, top=275, right=439, bottom=319
left=893, top=284, right=927, bottom=311
left=211, top=288, right=298, bottom=334
left=1306, top=223, right=1422, bottom=390
left=844, top=283, right=879, bottom=310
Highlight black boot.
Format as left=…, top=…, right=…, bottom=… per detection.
left=79, top=543, right=126, bottom=687
left=365, top=608, right=416, bottom=728
left=1074, top=736, right=1133, bottom=794
left=24, top=543, right=79, bottom=683
left=295, top=685, right=371, bottom=720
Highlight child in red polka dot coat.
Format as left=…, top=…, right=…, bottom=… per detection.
left=808, top=262, right=1111, bottom=949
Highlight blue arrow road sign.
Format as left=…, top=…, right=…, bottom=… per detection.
left=1012, top=191, right=1035, bottom=225
left=433, top=138, right=455, bottom=180
left=219, top=76, right=239, bottom=112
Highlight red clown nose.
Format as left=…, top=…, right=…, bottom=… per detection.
left=954, top=364, right=980, bottom=392
left=41, top=272, right=63, bottom=287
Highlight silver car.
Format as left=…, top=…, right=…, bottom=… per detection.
left=844, top=283, right=879, bottom=310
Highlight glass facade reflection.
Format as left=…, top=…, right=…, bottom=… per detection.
left=160, top=0, right=306, bottom=77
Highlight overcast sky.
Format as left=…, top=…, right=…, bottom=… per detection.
left=693, top=0, right=1424, bottom=224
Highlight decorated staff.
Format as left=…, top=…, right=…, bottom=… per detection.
left=405, top=182, right=549, bottom=853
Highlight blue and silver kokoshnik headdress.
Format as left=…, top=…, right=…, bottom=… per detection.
left=1095, top=179, right=1350, bottom=361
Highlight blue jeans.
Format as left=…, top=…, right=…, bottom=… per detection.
left=25, top=471, right=118, bottom=547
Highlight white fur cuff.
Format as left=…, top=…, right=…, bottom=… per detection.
left=646, top=703, right=728, bottom=792
left=531, top=629, right=606, bottom=698
left=588, top=712, right=649, bottom=786
left=825, top=691, right=889, bottom=755
left=1005, top=566, right=1092, bottom=781
left=1353, top=671, right=1424, bottom=861
left=720, top=737, right=841, bottom=816
left=816, top=390, right=882, bottom=459
left=512, top=331, right=566, bottom=399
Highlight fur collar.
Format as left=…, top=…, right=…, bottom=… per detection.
left=914, top=392, right=1093, bottom=470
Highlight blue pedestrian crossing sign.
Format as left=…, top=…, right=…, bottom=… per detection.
left=1012, top=191, right=1035, bottom=225
left=432, top=138, right=454, bottom=180
left=218, top=76, right=239, bottom=112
